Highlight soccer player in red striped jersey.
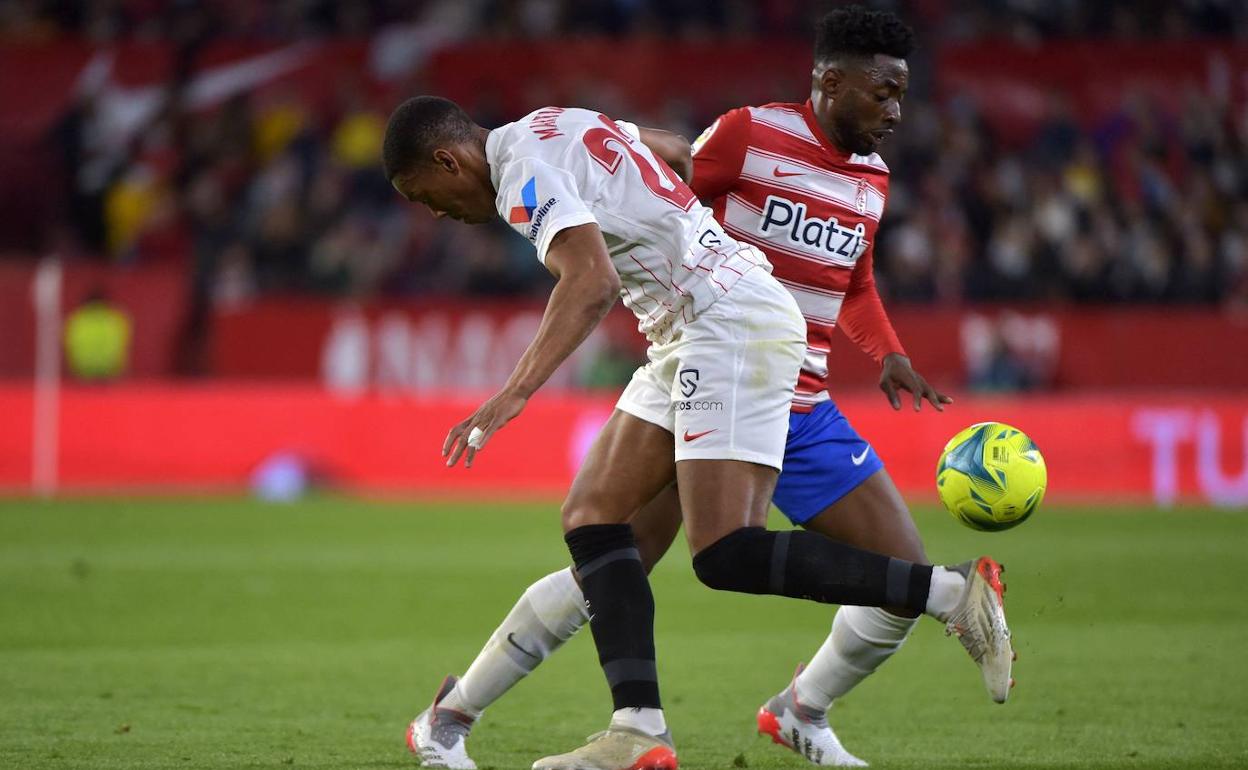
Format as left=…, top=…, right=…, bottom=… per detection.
left=408, top=8, right=1013, bottom=769
left=673, top=8, right=961, bottom=765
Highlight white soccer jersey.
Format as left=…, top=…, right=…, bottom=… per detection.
left=487, top=106, right=770, bottom=344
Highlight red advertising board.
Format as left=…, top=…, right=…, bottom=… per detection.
left=3, top=259, right=1247, bottom=391
left=209, top=299, right=1248, bottom=392
left=1, top=385, right=1245, bottom=508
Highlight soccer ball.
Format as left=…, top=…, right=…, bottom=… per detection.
left=936, top=422, right=1046, bottom=532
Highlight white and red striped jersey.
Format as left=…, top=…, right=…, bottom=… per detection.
left=488, top=106, right=769, bottom=345
left=691, top=100, right=906, bottom=412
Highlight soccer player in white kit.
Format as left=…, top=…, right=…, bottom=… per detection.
left=384, top=96, right=1007, bottom=770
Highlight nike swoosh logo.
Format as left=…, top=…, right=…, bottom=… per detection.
left=683, top=428, right=718, bottom=442
left=506, top=632, right=541, bottom=661
left=772, top=166, right=804, bottom=178
left=851, top=447, right=870, bottom=465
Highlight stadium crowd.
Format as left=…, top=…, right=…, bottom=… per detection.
left=5, top=0, right=1248, bottom=310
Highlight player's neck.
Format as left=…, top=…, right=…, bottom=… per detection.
left=808, top=94, right=849, bottom=156
left=466, top=126, right=496, bottom=194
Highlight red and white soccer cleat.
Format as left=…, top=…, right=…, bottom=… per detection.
left=407, top=675, right=477, bottom=769
left=757, top=665, right=868, bottom=767
left=945, top=557, right=1015, bottom=703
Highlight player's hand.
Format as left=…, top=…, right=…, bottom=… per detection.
left=443, top=389, right=529, bottom=469
left=879, top=353, right=953, bottom=412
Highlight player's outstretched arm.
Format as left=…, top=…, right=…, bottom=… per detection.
left=879, top=352, right=953, bottom=412
left=837, top=242, right=952, bottom=411
left=638, top=127, right=693, bottom=184
left=443, top=223, right=620, bottom=467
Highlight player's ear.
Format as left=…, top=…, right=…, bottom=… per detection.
left=431, top=148, right=459, bottom=174
left=818, top=66, right=843, bottom=100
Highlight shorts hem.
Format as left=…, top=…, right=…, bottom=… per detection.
left=615, top=399, right=673, bottom=433
left=674, top=447, right=784, bottom=472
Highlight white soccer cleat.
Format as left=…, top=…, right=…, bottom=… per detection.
left=945, top=557, right=1015, bottom=703
left=532, top=727, right=677, bottom=770
left=406, top=675, right=477, bottom=769
left=756, top=666, right=868, bottom=767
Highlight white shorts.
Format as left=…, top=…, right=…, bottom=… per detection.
left=616, top=268, right=806, bottom=470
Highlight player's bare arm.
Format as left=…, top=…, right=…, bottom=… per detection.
left=637, top=127, right=693, bottom=184
left=443, top=223, right=620, bottom=467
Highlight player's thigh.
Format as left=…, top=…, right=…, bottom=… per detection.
left=626, top=482, right=683, bottom=572
left=802, top=468, right=929, bottom=565
left=771, top=399, right=928, bottom=564
left=561, top=409, right=676, bottom=532
left=669, top=277, right=803, bottom=555
left=677, top=459, right=778, bottom=554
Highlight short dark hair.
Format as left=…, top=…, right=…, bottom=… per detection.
left=382, top=96, right=476, bottom=180
left=814, top=5, right=915, bottom=66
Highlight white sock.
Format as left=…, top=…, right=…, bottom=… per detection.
left=439, top=567, right=589, bottom=718
left=793, top=605, right=919, bottom=712
left=610, top=707, right=667, bottom=737
left=924, top=566, right=966, bottom=622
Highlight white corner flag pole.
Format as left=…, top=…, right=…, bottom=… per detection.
left=31, top=257, right=62, bottom=497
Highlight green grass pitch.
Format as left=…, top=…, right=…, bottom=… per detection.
left=1, top=497, right=1246, bottom=769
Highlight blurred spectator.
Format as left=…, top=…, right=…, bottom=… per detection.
left=2, top=0, right=1247, bottom=335
left=967, top=328, right=1034, bottom=393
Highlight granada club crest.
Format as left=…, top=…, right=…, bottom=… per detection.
left=855, top=179, right=868, bottom=215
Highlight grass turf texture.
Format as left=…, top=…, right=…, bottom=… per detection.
left=1, top=498, right=1245, bottom=770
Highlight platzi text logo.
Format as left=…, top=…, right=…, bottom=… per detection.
left=759, top=194, right=868, bottom=263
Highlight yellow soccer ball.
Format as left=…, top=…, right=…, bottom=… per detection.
left=936, top=422, right=1046, bottom=532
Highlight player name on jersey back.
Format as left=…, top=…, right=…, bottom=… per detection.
left=487, top=107, right=769, bottom=344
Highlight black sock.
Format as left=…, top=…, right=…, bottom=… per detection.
left=691, top=527, right=932, bottom=613
left=565, top=524, right=661, bottom=710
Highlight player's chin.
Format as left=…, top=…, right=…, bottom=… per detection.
left=859, top=134, right=886, bottom=154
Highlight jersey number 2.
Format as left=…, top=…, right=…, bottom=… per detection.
left=583, top=115, right=696, bottom=211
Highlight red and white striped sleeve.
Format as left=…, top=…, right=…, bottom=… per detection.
left=690, top=107, right=751, bottom=202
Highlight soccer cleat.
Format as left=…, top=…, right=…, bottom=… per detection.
left=756, top=666, right=868, bottom=767
left=406, top=675, right=477, bottom=769
left=945, top=557, right=1014, bottom=703
left=531, top=727, right=677, bottom=770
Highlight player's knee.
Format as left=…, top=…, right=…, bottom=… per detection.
left=560, top=498, right=623, bottom=532
left=560, top=492, right=596, bottom=531
left=632, top=522, right=678, bottom=575
left=560, top=502, right=592, bottom=533
left=881, top=522, right=929, bottom=565
left=691, top=526, right=771, bottom=592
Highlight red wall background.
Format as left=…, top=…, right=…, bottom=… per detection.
left=208, top=299, right=1248, bottom=392
left=6, top=262, right=1248, bottom=390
